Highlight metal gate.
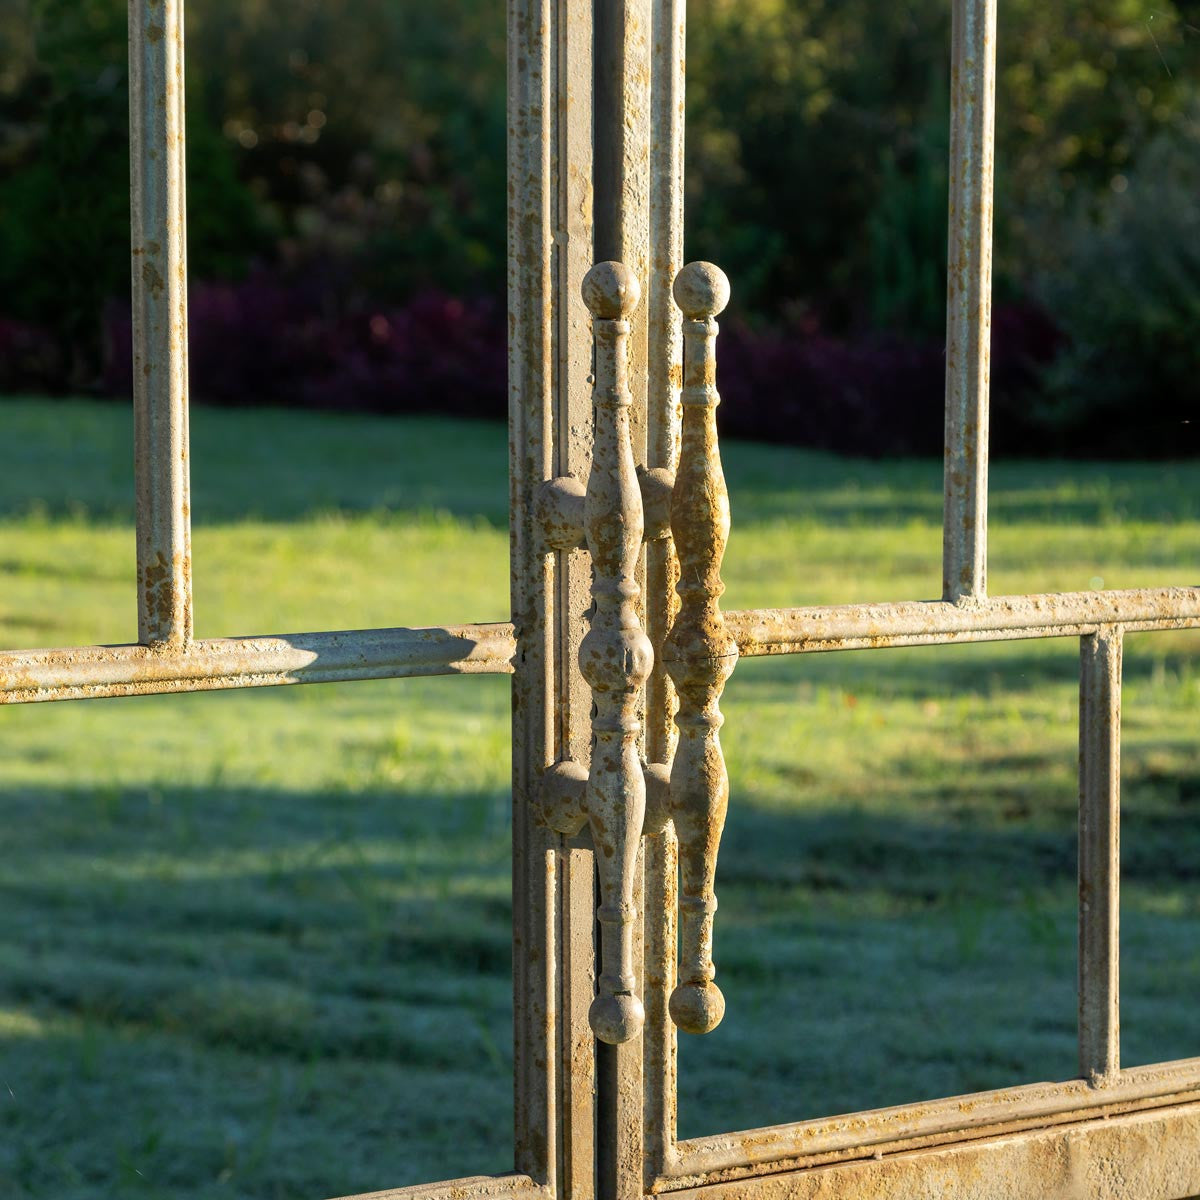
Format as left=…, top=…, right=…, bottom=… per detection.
left=5, top=0, right=1200, bottom=1197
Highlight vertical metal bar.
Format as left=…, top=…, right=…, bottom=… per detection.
left=509, top=0, right=557, bottom=1185
left=593, top=0, right=651, bottom=460
left=559, top=846, right=597, bottom=1199
left=644, top=1, right=685, bottom=1179
left=129, top=0, right=193, bottom=646
left=593, top=4, right=652, bottom=1198
left=553, top=2, right=597, bottom=1195
left=1079, top=626, right=1122, bottom=1083
left=942, top=0, right=996, bottom=604
left=644, top=826, right=677, bottom=1178
left=645, top=0, right=684, bottom=772
left=596, top=849, right=645, bottom=1200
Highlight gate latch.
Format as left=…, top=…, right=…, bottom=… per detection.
left=539, top=259, right=738, bottom=1045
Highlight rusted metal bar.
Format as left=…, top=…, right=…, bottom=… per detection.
left=644, top=0, right=686, bottom=770
left=662, top=263, right=736, bottom=1037
left=942, top=0, right=996, bottom=604
left=1079, top=627, right=1122, bottom=1083
left=578, top=261, right=652, bottom=1046
left=507, top=0, right=558, bottom=1186
left=592, top=7, right=654, bottom=1190
left=726, top=588, right=1200, bottom=657
left=549, top=3, right=598, bottom=1191
left=0, top=624, right=516, bottom=704
left=644, top=1, right=685, bottom=1182
left=340, top=1173, right=551, bottom=1200
left=661, top=1099, right=1200, bottom=1200
left=665, top=1056, right=1200, bottom=1182
left=129, top=0, right=193, bottom=647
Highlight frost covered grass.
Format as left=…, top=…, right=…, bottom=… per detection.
left=1, top=398, right=1197, bottom=1196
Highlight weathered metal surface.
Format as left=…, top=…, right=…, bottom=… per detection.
left=660, top=264, right=737, bottom=1037
left=548, top=3, right=599, bottom=1191
left=129, top=0, right=193, bottom=647
left=507, top=0, right=558, bottom=1186
left=643, top=3, right=686, bottom=1185
left=558, top=845, right=599, bottom=1200
left=0, top=624, right=515, bottom=703
left=592, top=6, right=654, bottom=1196
left=341, top=1173, right=550, bottom=1200
left=534, top=468, right=673, bottom=552
left=644, top=0, right=686, bottom=770
left=657, top=1101, right=1200, bottom=1200
left=726, top=588, right=1200, bottom=657
left=536, top=475, right=588, bottom=552
left=662, top=1056, right=1200, bottom=1183
left=942, top=0, right=996, bottom=603
left=1079, top=627, right=1122, bottom=1082
left=577, top=261, right=653, bottom=1046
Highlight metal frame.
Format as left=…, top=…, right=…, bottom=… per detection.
left=9, top=0, right=1197, bottom=1198
left=633, top=2, right=1200, bottom=1198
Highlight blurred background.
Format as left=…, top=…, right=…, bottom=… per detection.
left=1, top=0, right=1198, bottom=454
left=2, top=2, right=1199, bottom=1198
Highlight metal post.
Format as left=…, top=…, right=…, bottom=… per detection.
left=129, top=0, right=193, bottom=646
left=1079, top=626, right=1122, bottom=1082
left=644, top=0, right=685, bottom=1181
left=593, top=3, right=653, bottom=1197
left=553, top=2, right=599, bottom=1193
left=942, top=0, right=996, bottom=604
left=508, top=0, right=558, bottom=1187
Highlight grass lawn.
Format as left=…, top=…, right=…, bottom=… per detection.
left=1, top=396, right=1198, bottom=1198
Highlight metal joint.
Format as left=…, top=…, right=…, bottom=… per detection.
left=535, top=466, right=675, bottom=553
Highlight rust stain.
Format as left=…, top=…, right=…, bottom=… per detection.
left=141, top=261, right=165, bottom=297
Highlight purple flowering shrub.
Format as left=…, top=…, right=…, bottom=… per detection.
left=104, top=266, right=507, bottom=418
left=6, top=259, right=1065, bottom=456
left=718, top=300, right=1062, bottom=457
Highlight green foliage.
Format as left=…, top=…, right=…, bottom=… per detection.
left=866, top=81, right=948, bottom=335
left=184, top=0, right=508, bottom=300
left=1034, top=128, right=1200, bottom=455
left=0, top=0, right=267, bottom=385
left=3, top=0, right=1200, bottom=415
left=685, top=0, right=1198, bottom=320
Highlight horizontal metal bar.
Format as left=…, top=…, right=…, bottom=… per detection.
left=666, top=1056, right=1200, bottom=1182
left=0, top=624, right=516, bottom=704
left=337, top=1174, right=550, bottom=1200
left=662, top=1098, right=1200, bottom=1199
left=129, top=0, right=193, bottom=647
left=726, top=587, right=1200, bottom=657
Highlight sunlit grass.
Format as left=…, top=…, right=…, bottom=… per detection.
left=1, top=397, right=1197, bottom=1196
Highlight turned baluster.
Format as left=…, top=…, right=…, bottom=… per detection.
left=662, top=262, right=738, bottom=1035
left=578, top=261, right=654, bottom=1045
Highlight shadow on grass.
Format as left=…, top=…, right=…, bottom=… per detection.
left=4, top=773, right=1200, bottom=1192
left=0, top=780, right=515, bottom=1198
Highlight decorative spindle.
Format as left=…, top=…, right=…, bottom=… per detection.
left=662, top=262, right=738, bottom=1036
left=579, top=261, right=654, bottom=1045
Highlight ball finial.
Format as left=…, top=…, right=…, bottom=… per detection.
left=590, top=991, right=645, bottom=1044
left=673, top=261, right=730, bottom=320
left=669, top=980, right=726, bottom=1035
left=582, top=261, right=641, bottom=320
